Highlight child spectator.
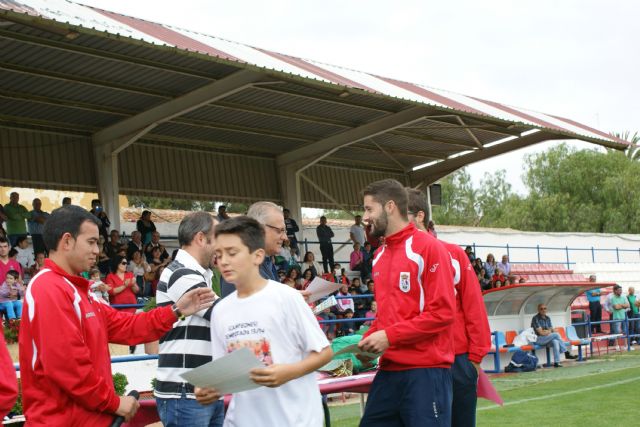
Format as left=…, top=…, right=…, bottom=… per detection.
left=349, top=242, right=365, bottom=279
left=128, top=250, right=151, bottom=297
left=339, top=309, right=356, bottom=336
left=336, top=284, right=354, bottom=313
left=14, top=236, right=35, bottom=272
left=350, top=277, right=366, bottom=294
left=0, top=270, right=23, bottom=320
left=364, top=300, right=377, bottom=326
left=88, top=268, right=109, bottom=303
left=196, top=216, right=332, bottom=426
left=331, top=263, right=349, bottom=285
left=491, top=268, right=507, bottom=287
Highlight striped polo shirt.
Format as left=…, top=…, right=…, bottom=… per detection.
left=154, top=249, right=215, bottom=399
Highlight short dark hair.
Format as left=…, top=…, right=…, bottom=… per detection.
left=89, top=268, right=100, bottom=277
left=0, top=236, right=8, bottom=245
left=110, top=255, right=127, bottom=273
left=362, top=179, right=408, bottom=218
left=8, top=248, right=17, bottom=258
left=405, top=187, right=429, bottom=228
left=15, top=236, right=28, bottom=247
left=6, top=270, right=19, bottom=280
left=43, top=205, right=100, bottom=252
left=62, top=197, right=71, bottom=204
left=344, top=308, right=353, bottom=314
left=215, top=216, right=265, bottom=253
left=178, top=211, right=215, bottom=247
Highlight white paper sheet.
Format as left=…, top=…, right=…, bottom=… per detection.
left=305, top=277, right=343, bottom=303
left=333, top=344, right=382, bottom=360
left=180, top=347, right=264, bottom=394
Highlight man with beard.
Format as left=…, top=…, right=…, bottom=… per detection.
left=357, top=179, right=455, bottom=427
left=406, top=188, right=491, bottom=427
left=154, top=212, right=225, bottom=427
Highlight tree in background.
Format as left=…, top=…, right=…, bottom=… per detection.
left=432, top=168, right=479, bottom=226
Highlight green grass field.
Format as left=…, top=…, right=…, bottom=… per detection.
left=328, top=352, right=640, bottom=427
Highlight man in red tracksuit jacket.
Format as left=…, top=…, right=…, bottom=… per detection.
left=406, top=188, right=491, bottom=427
left=18, top=205, right=215, bottom=426
left=358, top=179, right=456, bottom=427
left=0, top=333, right=17, bottom=418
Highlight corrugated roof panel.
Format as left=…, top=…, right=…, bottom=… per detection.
left=0, top=127, right=94, bottom=190
left=0, top=98, right=121, bottom=128
left=120, top=143, right=279, bottom=201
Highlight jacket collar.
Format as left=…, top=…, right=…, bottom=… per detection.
left=384, top=222, right=416, bottom=247
left=44, top=259, right=90, bottom=292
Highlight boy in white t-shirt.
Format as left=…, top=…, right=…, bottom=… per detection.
left=195, top=216, right=332, bottom=427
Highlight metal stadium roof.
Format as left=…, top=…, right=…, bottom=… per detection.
left=0, top=0, right=628, bottom=227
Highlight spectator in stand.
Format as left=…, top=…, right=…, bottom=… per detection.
left=301, top=268, right=314, bottom=290
left=364, top=301, right=377, bottom=326
left=464, top=246, right=476, bottom=262
left=491, top=268, right=507, bottom=288
left=610, top=285, right=629, bottom=336
left=531, top=303, right=577, bottom=367
left=104, top=229, right=120, bottom=259
left=336, top=284, right=354, bottom=314
left=88, top=268, right=109, bottom=304
left=331, top=263, right=349, bottom=285
left=105, top=255, right=139, bottom=314
left=148, top=246, right=170, bottom=291
left=61, top=196, right=71, bottom=206
left=585, top=276, right=602, bottom=334
left=0, top=332, right=17, bottom=418
left=136, top=210, right=156, bottom=246
left=339, top=309, right=356, bottom=336
left=365, top=223, right=381, bottom=250
left=96, top=235, right=110, bottom=276
left=14, top=235, right=35, bottom=272
left=301, top=251, right=322, bottom=279
left=350, top=277, right=366, bottom=294
left=277, top=269, right=287, bottom=283
left=0, top=237, right=22, bottom=283
left=472, top=258, right=483, bottom=274
left=497, top=254, right=511, bottom=276
left=353, top=288, right=367, bottom=328
left=28, top=252, right=46, bottom=278
left=350, top=215, right=366, bottom=246
left=89, top=199, right=110, bottom=240
left=126, top=231, right=143, bottom=261
left=0, top=270, right=23, bottom=319
left=627, top=287, right=639, bottom=344
left=0, top=204, right=7, bottom=237
left=349, top=242, right=365, bottom=279
left=144, top=231, right=169, bottom=263
left=283, top=208, right=300, bottom=256
left=128, top=250, right=151, bottom=298
left=4, top=192, right=30, bottom=247
left=318, top=307, right=337, bottom=339
left=28, top=198, right=49, bottom=255
left=316, top=216, right=334, bottom=274
left=484, top=253, right=497, bottom=279
left=283, top=268, right=301, bottom=289
left=216, top=205, right=229, bottom=222
left=478, top=268, right=491, bottom=291
left=276, top=239, right=293, bottom=271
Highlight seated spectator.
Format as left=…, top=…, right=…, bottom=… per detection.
left=531, top=303, right=577, bottom=367
left=349, top=242, right=365, bottom=279
left=497, top=254, right=511, bottom=276
left=0, top=270, right=23, bottom=320
left=88, top=268, right=109, bottom=303
left=148, top=246, right=170, bottom=291
left=364, top=280, right=375, bottom=310
left=318, top=307, right=337, bottom=339
left=128, top=250, right=151, bottom=297
left=126, top=231, right=144, bottom=261
left=484, top=253, right=497, bottom=279
left=362, top=241, right=373, bottom=279
left=288, top=246, right=300, bottom=271
left=301, top=268, right=314, bottom=290
left=300, top=252, right=322, bottom=279
left=330, top=263, right=349, bottom=285
left=352, top=288, right=367, bottom=328
left=350, top=277, right=366, bottom=294
left=491, top=268, right=507, bottom=287
left=136, top=210, right=156, bottom=246
left=283, top=268, right=302, bottom=289
left=493, top=280, right=503, bottom=288
left=473, top=258, right=484, bottom=274
left=336, top=284, right=354, bottom=313
left=28, top=252, right=46, bottom=278
left=338, top=309, right=356, bottom=336
left=104, top=229, right=121, bottom=259
left=14, top=236, right=35, bottom=272
left=97, top=235, right=110, bottom=276
left=364, top=300, right=377, bottom=326
left=105, top=255, right=138, bottom=313
left=478, top=268, right=491, bottom=291
left=277, top=269, right=287, bottom=283
left=276, top=239, right=293, bottom=271
left=465, top=246, right=476, bottom=262
left=508, top=275, right=518, bottom=285
left=144, top=231, right=169, bottom=263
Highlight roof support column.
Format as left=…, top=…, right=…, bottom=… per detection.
left=93, top=143, right=121, bottom=232
left=278, top=163, right=303, bottom=242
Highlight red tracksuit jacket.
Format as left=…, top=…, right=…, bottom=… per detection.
left=0, top=333, right=17, bottom=417
left=363, top=223, right=456, bottom=370
left=441, top=242, right=491, bottom=364
left=19, top=259, right=179, bottom=426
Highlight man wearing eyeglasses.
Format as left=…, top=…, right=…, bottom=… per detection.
left=531, top=303, right=577, bottom=367
left=220, top=201, right=287, bottom=297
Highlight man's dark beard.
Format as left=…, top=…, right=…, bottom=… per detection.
left=369, top=211, right=388, bottom=239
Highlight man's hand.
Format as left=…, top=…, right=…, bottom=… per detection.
left=194, top=387, right=221, bottom=405
left=358, top=330, right=390, bottom=354
left=250, top=364, right=298, bottom=387
left=115, top=395, right=139, bottom=422
left=471, top=361, right=481, bottom=374
left=176, top=288, right=217, bottom=316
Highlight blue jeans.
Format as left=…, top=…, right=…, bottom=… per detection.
left=535, top=333, right=567, bottom=363
left=0, top=300, right=22, bottom=320
left=156, top=391, right=224, bottom=427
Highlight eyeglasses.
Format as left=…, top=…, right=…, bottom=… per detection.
left=264, top=224, right=286, bottom=235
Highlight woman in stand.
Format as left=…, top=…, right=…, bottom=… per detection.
left=127, top=250, right=151, bottom=298
left=300, top=268, right=314, bottom=290
left=283, top=268, right=302, bottom=289
left=136, top=210, right=156, bottom=246
left=484, top=253, right=497, bottom=280
left=300, top=251, right=322, bottom=279
left=105, top=255, right=139, bottom=314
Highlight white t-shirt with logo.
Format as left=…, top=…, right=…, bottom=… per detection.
left=211, top=280, right=329, bottom=427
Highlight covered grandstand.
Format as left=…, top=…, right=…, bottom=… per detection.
left=0, top=0, right=629, bottom=233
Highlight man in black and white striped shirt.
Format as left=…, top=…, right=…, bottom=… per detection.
left=154, top=211, right=223, bottom=427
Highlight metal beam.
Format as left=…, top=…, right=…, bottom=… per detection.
left=454, top=116, right=483, bottom=148
left=299, top=172, right=355, bottom=215
left=390, top=129, right=480, bottom=150
left=369, top=139, right=410, bottom=171
left=409, top=131, right=561, bottom=186
left=93, top=69, right=264, bottom=146
left=276, top=106, right=431, bottom=170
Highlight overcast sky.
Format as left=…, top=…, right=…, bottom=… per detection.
left=78, top=0, right=639, bottom=194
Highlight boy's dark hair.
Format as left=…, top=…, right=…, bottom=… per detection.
left=344, top=308, right=353, bottom=315
left=214, top=216, right=265, bottom=253
left=0, top=236, right=8, bottom=245
left=405, top=187, right=429, bottom=227
left=43, top=205, right=100, bottom=252
left=15, top=235, right=28, bottom=247
left=8, top=248, right=17, bottom=258
left=6, top=270, right=19, bottom=280
left=333, top=263, right=341, bottom=269
left=362, top=179, right=408, bottom=218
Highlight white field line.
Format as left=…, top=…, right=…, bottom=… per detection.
left=479, top=376, right=637, bottom=411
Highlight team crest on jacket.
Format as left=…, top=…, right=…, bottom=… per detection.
left=399, top=272, right=410, bottom=292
